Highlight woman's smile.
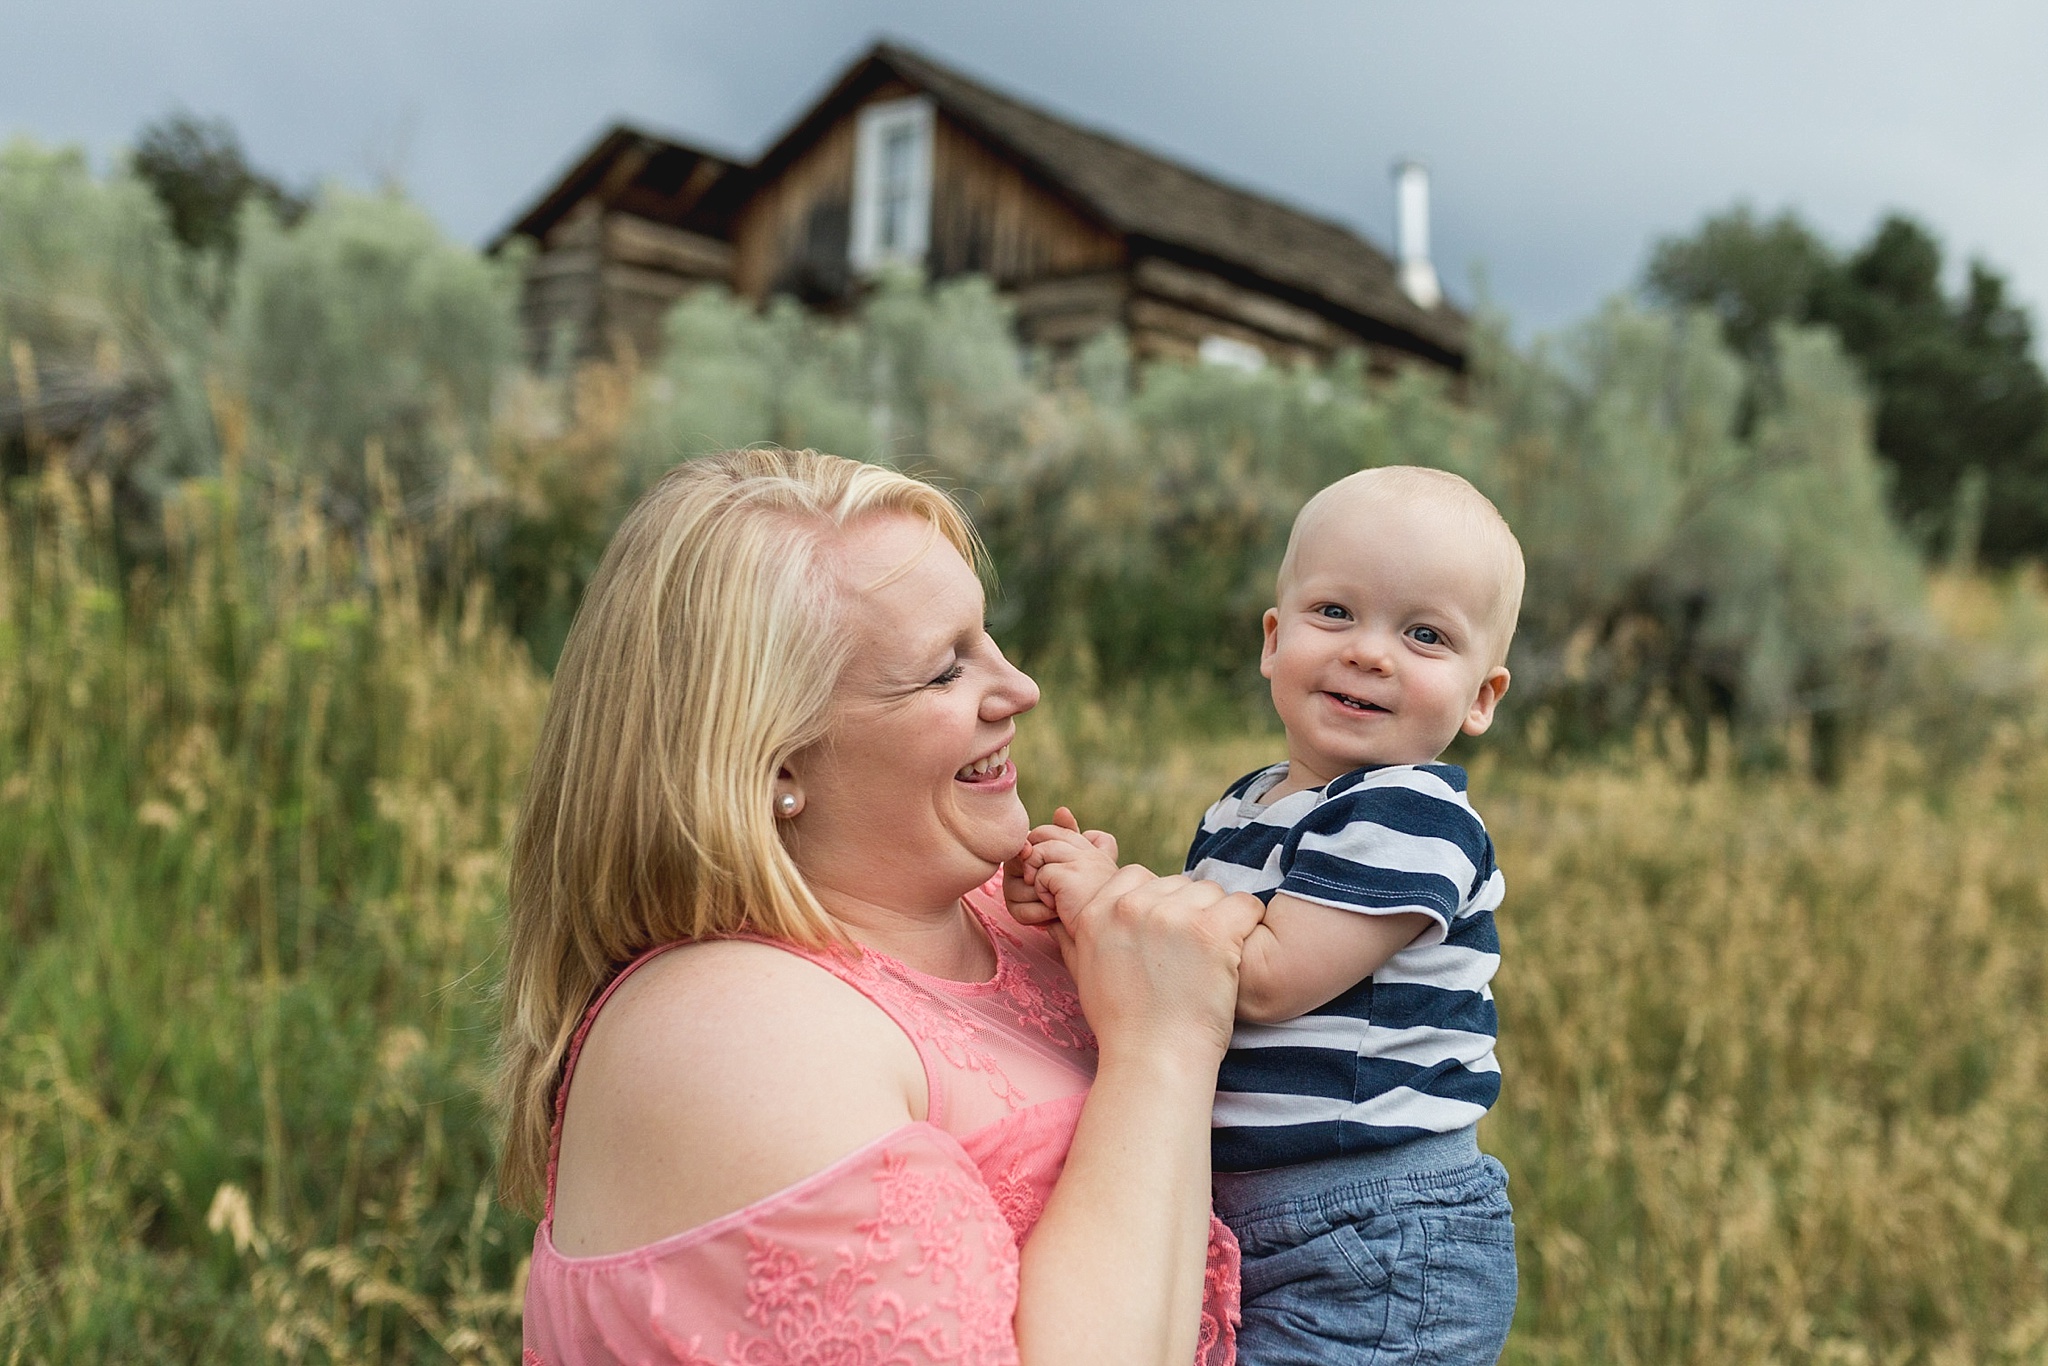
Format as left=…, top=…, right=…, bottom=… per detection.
left=954, top=743, right=1014, bottom=786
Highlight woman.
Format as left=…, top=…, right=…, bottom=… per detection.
left=500, top=449, right=1258, bottom=1365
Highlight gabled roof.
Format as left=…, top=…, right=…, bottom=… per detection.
left=760, top=41, right=1465, bottom=364
left=489, top=123, right=744, bottom=250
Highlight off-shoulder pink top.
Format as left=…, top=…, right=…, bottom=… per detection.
left=522, top=875, right=1240, bottom=1366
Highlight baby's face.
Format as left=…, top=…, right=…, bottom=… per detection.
left=1261, top=494, right=1511, bottom=785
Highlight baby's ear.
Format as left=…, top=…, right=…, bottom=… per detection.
left=1462, top=666, right=1511, bottom=737
left=1259, top=609, right=1281, bottom=679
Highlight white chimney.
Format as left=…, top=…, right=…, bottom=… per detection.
left=1393, top=159, right=1442, bottom=310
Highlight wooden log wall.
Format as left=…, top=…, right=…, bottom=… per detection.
left=927, top=120, right=1124, bottom=285
left=729, top=87, right=878, bottom=304
left=731, top=87, right=1127, bottom=331
left=518, top=204, right=733, bottom=369
left=1123, top=254, right=1415, bottom=375
left=595, top=215, right=733, bottom=365
left=517, top=202, right=603, bottom=370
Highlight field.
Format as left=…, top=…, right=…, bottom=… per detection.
left=3, top=469, right=2045, bottom=1364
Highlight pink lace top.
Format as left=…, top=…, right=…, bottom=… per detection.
left=523, top=875, right=1240, bottom=1366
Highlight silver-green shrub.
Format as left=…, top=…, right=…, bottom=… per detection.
left=227, top=191, right=518, bottom=520
left=2, top=142, right=1929, bottom=754
left=1466, top=307, right=1922, bottom=760
left=629, top=274, right=1925, bottom=755
left=2, top=143, right=519, bottom=521
left=0, top=139, right=215, bottom=493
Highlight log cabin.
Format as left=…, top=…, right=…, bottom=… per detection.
left=493, top=41, right=1466, bottom=376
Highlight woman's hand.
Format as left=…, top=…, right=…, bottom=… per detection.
left=1050, top=864, right=1260, bottom=1070
left=1018, top=865, right=1258, bottom=1365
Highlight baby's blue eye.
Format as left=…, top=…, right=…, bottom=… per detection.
left=1316, top=604, right=1351, bottom=621
left=1409, top=625, right=1443, bottom=646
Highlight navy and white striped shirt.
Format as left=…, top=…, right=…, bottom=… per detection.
left=1187, top=761, right=1503, bottom=1172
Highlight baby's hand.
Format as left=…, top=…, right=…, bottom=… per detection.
left=1025, top=809, right=1123, bottom=923
left=1003, top=845, right=1055, bottom=926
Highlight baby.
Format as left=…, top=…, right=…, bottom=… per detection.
left=1022, top=465, right=1523, bottom=1364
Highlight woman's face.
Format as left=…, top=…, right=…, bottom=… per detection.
left=785, top=513, right=1040, bottom=920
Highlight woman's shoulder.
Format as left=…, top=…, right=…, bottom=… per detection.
left=550, top=938, right=928, bottom=1257
left=594, top=938, right=918, bottom=1075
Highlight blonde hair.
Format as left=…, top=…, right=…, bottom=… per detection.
left=1277, top=465, right=1525, bottom=665
left=497, top=448, right=980, bottom=1211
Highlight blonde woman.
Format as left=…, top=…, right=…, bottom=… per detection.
left=501, top=449, right=1258, bottom=1365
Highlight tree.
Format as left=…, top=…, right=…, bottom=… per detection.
left=1644, top=206, right=2048, bottom=563
left=129, top=111, right=306, bottom=255
left=1643, top=206, right=1833, bottom=366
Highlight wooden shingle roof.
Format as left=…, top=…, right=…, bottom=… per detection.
left=840, top=42, right=1466, bottom=363
left=491, top=123, right=743, bottom=250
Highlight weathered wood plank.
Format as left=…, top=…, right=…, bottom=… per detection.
left=1132, top=256, right=1341, bottom=349
left=604, top=215, right=733, bottom=279
left=1126, top=296, right=1319, bottom=368
left=731, top=85, right=879, bottom=300
left=543, top=200, right=605, bottom=251
left=929, top=118, right=1123, bottom=284
left=522, top=246, right=602, bottom=282
left=600, top=261, right=704, bottom=302
left=1022, top=308, right=1123, bottom=347
left=1013, top=270, right=1127, bottom=317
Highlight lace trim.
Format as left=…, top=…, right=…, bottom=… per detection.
left=849, top=959, right=1031, bottom=1112
left=981, top=919, right=1096, bottom=1054
left=982, top=1149, right=1046, bottom=1245
left=628, top=1148, right=1023, bottom=1366
left=794, top=896, right=1097, bottom=1121
left=1198, top=1215, right=1243, bottom=1366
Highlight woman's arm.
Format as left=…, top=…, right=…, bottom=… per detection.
left=1015, top=867, right=1259, bottom=1366
left=551, top=881, right=1255, bottom=1366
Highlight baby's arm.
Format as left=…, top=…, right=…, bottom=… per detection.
left=1234, top=896, right=1431, bottom=1024
left=1024, top=811, right=1427, bottom=1024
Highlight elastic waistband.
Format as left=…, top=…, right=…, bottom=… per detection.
left=1212, top=1127, right=1482, bottom=1220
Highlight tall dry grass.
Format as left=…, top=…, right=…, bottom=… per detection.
left=1016, top=669, right=2048, bottom=1364
left=0, top=458, right=545, bottom=1361
left=4, top=464, right=2046, bottom=1361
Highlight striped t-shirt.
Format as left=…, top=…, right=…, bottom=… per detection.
left=1186, top=761, right=1503, bottom=1172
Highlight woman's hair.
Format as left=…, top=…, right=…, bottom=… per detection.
left=497, top=448, right=980, bottom=1211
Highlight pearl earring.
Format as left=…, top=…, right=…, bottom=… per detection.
left=775, top=792, right=799, bottom=817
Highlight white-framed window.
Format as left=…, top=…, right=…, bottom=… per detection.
left=850, top=97, right=934, bottom=274
left=1198, top=334, right=1268, bottom=373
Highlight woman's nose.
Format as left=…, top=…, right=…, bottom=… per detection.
left=984, top=648, right=1040, bottom=719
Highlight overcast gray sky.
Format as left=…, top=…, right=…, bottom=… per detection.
left=6, top=0, right=2045, bottom=340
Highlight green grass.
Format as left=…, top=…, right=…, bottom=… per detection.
left=5, top=472, right=2046, bottom=1363
left=2, top=473, right=543, bottom=1362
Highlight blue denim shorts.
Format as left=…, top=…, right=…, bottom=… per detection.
left=1212, top=1128, right=1517, bottom=1366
